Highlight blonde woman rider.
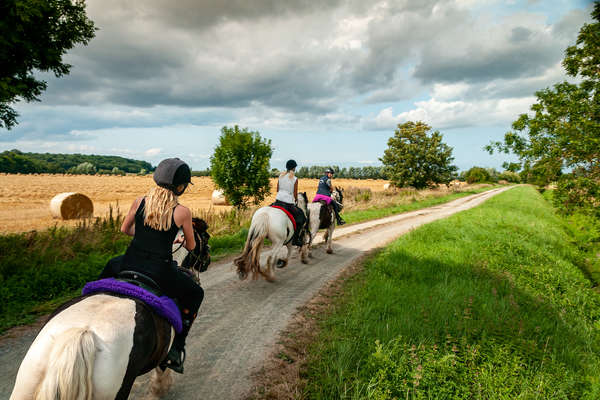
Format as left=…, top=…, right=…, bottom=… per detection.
left=100, top=158, right=203, bottom=374
left=273, top=159, right=306, bottom=246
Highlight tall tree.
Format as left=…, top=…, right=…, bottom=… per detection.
left=486, top=3, right=600, bottom=214
left=0, top=0, right=96, bottom=129
left=380, top=121, right=457, bottom=189
left=210, top=125, right=273, bottom=209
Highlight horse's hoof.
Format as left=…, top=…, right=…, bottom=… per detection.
left=276, top=259, right=287, bottom=268
left=238, top=271, right=247, bottom=280
left=326, top=249, right=333, bottom=254
left=266, top=275, right=276, bottom=282
left=301, top=258, right=309, bottom=264
left=308, top=253, right=314, bottom=258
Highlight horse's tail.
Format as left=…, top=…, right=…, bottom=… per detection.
left=35, top=328, right=96, bottom=400
left=234, top=211, right=269, bottom=280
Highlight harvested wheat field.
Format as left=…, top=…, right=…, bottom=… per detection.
left=0, top=173, right=389, bottom=234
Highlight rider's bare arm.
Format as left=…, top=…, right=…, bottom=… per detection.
left=120, top=197, right=142, bottom=236
left=174, top=205, right=196, bottom=251
left=294, top=179, right=298, bottom=202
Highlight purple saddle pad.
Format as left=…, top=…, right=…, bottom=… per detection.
left=82, top=278, right=182, bottom=333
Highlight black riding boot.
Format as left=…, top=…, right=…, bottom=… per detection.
left=334, top=210, right=346, bottom=225
left=162, top=317, right=193, bottom=374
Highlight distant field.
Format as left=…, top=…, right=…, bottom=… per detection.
left=0, top=173, right=389, bottom=233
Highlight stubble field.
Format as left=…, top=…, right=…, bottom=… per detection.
left=0, top=173, right=389, bottom=233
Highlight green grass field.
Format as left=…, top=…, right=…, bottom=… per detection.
left=304, top=186, right=600, bottom=399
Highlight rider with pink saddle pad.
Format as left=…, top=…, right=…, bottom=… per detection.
left=313, top=168, right=345, bottom=225
left=271, top=159, right=307, bottom=246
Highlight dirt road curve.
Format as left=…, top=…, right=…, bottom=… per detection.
left=0, top=187, right=511, bottom=399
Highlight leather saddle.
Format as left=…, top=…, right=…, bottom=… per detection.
left=117, top=270, right=164, bottom=296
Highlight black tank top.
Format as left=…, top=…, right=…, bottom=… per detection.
left=128, top=198, right=180, bottom=262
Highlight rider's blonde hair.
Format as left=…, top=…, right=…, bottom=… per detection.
left=143, top=186, right=178, bottom=231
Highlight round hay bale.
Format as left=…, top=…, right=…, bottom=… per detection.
left=50, top=192, right=94, bottom=219
left=211, top=189, right=230, bottom=206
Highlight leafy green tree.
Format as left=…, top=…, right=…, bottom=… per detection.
left=461, top=167, right=491, bottom=184
left=1, top=0, right=96, bottom=129
left=380, top=121, right=457, bottom=189
left=487, top=3, right=599, bottom=214
left=210, top=125, right=273, bottom=209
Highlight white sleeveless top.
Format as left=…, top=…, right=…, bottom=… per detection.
left=276, top=174, right=297, bottom=204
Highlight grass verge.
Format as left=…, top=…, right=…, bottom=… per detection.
left=301, top=186, right=600, bottom=399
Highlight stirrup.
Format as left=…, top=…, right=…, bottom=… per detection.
left=161, top=346, right=186, bottom=374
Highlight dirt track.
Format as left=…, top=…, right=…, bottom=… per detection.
left=0, top=187, right=511, bottom=399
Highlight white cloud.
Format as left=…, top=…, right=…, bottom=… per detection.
left=364, top=95, right=536, bottom=131
left=145, top=148, right=162, bottom=156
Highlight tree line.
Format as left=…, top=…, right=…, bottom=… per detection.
left=0, top=150, right=153, bottom=175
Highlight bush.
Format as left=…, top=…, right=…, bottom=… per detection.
left=498, top=171, right=521, bottom=183
left=461, top=166, right=491, bottom=183
left=210, top=125, right=273, bottom=209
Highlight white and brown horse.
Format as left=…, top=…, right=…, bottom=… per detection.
left=234, top=192, right=309, bottom=282
left=10, top=218, right=210, bottom=400
left=302, top=187, right=344, bottom=257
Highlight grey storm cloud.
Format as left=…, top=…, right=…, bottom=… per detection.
left=35, top=0, right=589, bottom=115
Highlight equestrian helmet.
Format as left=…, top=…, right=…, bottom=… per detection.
left=286, top=159, right=297, bottom=170
left=154, top=158, right=193, bottom=193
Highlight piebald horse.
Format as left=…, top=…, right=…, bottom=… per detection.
left=234, top=192, right=309, bottom=282
left=302, top=187, right=344, bottom=258
left=10, top=218, right=210, bottom=400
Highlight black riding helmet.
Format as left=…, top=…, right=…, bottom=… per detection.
left=153, top=158, right=193, bottom=195
left=286, top=159, right=297, bottom=170
left=325, top=167, right=334, bottom=174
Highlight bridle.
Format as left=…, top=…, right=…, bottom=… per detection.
left=172, top=219, right=211, bottom=274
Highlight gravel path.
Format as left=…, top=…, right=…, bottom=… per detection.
left=1, top=187, right=511, bottom=399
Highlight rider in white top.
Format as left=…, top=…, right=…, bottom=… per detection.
left=274, top=160, right=306, bottom=246
left=276, top=172, right=296, bottom=203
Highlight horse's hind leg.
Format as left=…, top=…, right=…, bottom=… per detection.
left=263, top=245, right=282, bottom=282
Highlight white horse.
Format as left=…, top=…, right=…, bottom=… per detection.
left=10, top=219, right=211, bottom=400
left=302, top=187, right=344, bottom=257
left=234, top=192, right=309, bottom=282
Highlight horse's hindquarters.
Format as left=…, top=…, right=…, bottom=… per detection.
left=11, top=294, right=140, bottom=400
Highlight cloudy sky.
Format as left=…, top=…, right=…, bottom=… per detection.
left=0, top=0, right=594, bottom=171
